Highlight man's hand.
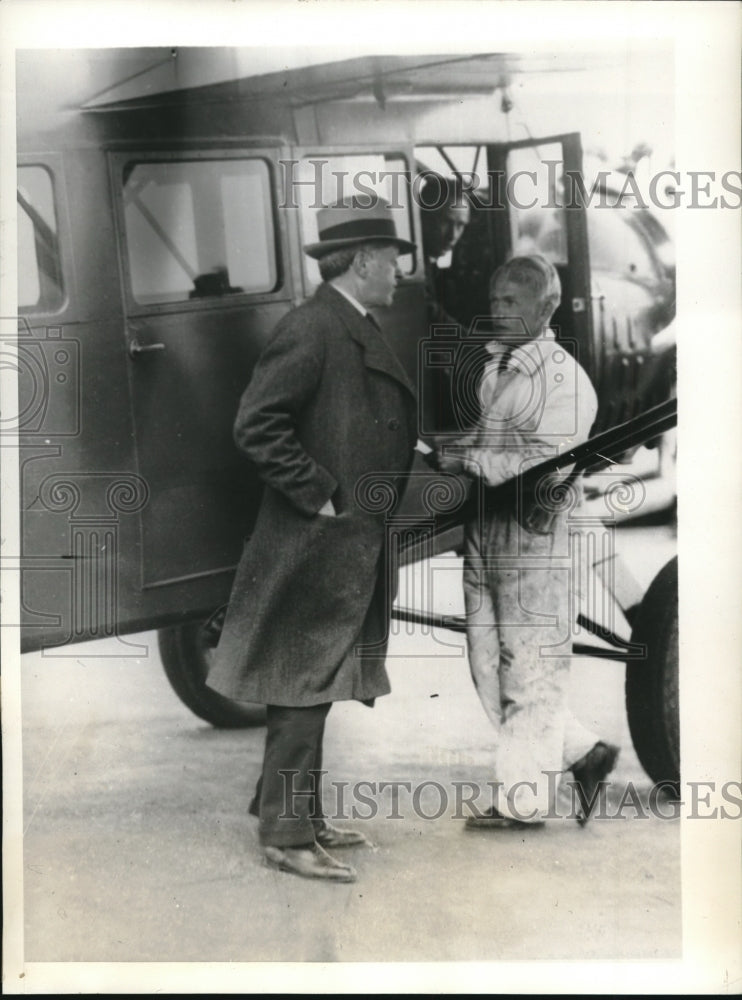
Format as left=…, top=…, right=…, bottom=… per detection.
left=317, top=499, right=337, bottom=517
left=436, top=449, right=466, bottom=475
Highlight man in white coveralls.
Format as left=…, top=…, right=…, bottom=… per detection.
left=437, top=254, right=620, bottom=827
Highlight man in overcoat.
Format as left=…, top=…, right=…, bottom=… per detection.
left=207, top=197, right=418, bottom=882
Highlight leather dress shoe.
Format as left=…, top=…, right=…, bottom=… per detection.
left=570, top=740, right=620, bottom=825
left=314, top=820, right=369, bottom=849
left=263, top=843, right=357, bottom=883
left=465, top=806, right=544, bottom=830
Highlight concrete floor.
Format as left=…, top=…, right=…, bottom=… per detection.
left=12, top=523, right=683, bottom=986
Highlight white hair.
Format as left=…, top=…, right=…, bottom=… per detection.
left=491, top=254, right=562, bottom=316
left=318, top=242, right=395, bottom=282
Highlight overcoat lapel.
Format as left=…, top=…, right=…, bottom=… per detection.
left=317, top=284, right=416, bottom=399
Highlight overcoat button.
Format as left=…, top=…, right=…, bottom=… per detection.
left=387, top=418, right=400, bottom=430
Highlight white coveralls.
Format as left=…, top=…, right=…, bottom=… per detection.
left=456, top=331, right=600, bottom=822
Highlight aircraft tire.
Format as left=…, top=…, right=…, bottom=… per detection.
left=158, top=620, right=266, bottom=728
left=625, top=557, right=680, bottom=794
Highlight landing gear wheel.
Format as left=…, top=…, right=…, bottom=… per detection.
left=158, top=619, right=266, bottom=728
left=625, top=557, right=679, bottom=793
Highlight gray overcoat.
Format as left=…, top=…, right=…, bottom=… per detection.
left=206, top=283, right=417, bottom=707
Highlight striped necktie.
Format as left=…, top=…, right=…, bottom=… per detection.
left=497, top=347, right=513, bottom=373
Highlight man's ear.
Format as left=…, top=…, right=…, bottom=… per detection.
left=351, top=247, right=369, bottom=277
left=538, top=296, right=555, bottom=329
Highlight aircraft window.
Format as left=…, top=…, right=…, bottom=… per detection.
left=297, top=154, right=415, bottom=289
left=123, top=158, right=277, bottom=305
left=17, top=166, right=64, bottom=312
left=506, top=144, right=568, bottom=266
left=587, top=207, right=657, bottom=281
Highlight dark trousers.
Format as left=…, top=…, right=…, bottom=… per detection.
left=249, top=703, right=332, bottom=847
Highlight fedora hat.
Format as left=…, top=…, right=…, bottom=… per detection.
left=303, top=196, right=416, bottom=259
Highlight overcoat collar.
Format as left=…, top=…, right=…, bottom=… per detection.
left=316, top=283, right=416, bottom=399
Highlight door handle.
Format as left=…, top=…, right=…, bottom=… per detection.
left=129, top=338, right=166, bottom=359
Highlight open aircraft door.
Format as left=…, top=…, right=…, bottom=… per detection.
left=487, top=133, right=593, bottom=373
left=437, top=132, right=593, bottom=383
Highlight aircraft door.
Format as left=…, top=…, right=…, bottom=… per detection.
left=431, top=135, right=592, bottom=365
left=417, top=134, right=592, bottom=432
left=111, top=150, right=294, bottom=600
left=486, top=132, right=594, bottom=375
